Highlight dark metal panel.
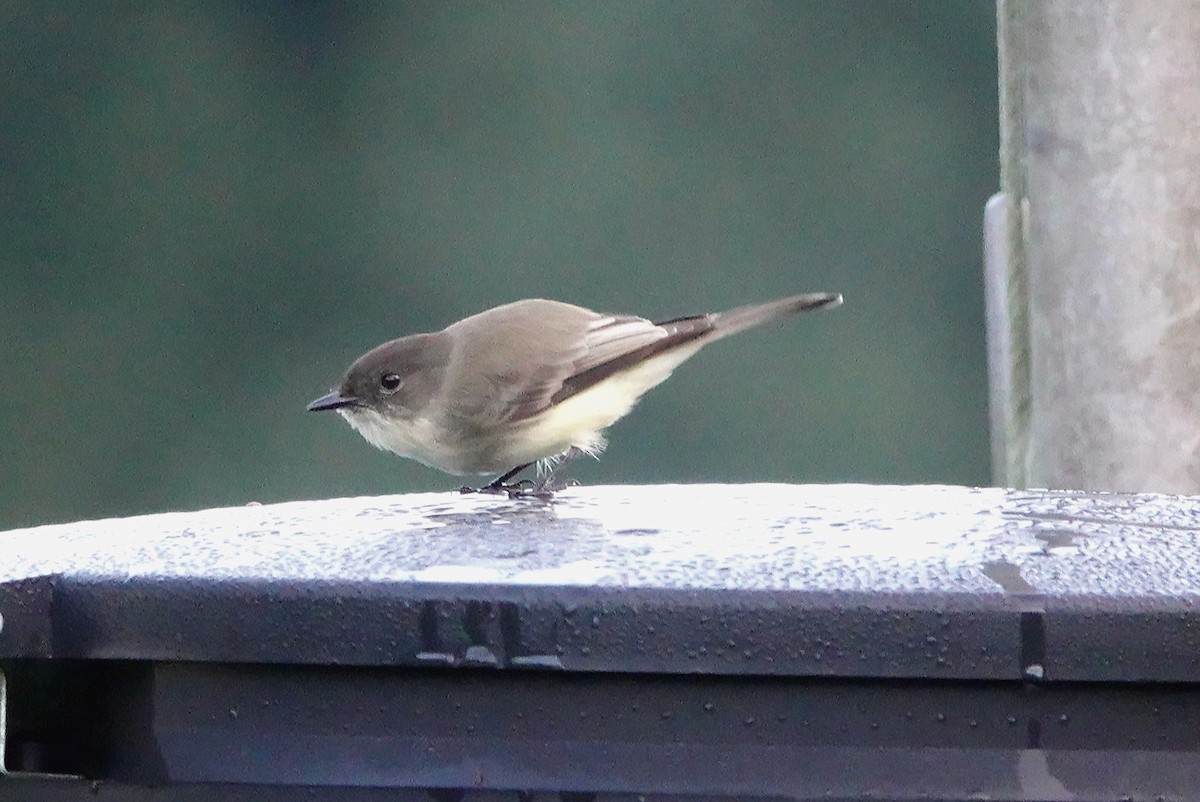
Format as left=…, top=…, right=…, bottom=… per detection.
left=0, top=777, right=682, bottom=802
left=41, top=580, right=1022, bottom=679
left=0, top=577, right=55, bottom=659
left=8, top=660, right=1200, bottom=800
left=1, top=485, right=1200, bottom=683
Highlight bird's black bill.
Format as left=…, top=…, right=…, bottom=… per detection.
left=307, top=391, right=359, bottom=412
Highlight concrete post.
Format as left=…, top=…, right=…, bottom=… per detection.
left=992, top=0, right=1200, bottom=493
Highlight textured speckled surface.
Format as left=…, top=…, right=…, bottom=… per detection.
left=3, top=484, right=1200, bottom=680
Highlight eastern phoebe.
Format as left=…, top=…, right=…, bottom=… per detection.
left=308, top=292, right=842, bottom=497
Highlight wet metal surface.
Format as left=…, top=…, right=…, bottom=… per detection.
left=2, top=484, right=1200, bottom=681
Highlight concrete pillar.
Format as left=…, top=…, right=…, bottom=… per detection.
left=991, top=0, right=1200, bottom=493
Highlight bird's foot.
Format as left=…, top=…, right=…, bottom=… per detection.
left=459, top=458, right=581, bottom=500
left=459, top=478, right=538, bottom=498
left=519, top=474, right=580, bottom=500
left=458, top=476, right=577, bottom=501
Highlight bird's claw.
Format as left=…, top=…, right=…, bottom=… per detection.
left=459, top=476, right=572, bottom=501
left=460, top=478, right=543, bottom=498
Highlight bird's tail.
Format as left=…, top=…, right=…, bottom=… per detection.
left=707, top=292, right=842, bottom=340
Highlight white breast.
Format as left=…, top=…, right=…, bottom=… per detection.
left=338, top=407, right=459, bottom=473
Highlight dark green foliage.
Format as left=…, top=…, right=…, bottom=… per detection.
left=0, top=2, right=997, bottom=527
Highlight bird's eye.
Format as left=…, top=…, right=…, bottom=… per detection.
left=380, top=373, right=402, bottom=393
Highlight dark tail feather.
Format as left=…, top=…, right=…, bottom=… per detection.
left=555, top=292, right=842, bottom=408
left=708, top=292, right=842, bottom=340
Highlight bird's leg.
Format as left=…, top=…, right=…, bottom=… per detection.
left=523, top=447, right=585, bottom=499
left=459, top=463, right=534, bottom=496
left=460, top=448, right=585, bottom=499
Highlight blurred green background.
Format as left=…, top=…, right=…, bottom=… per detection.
left=1, top=2, right=997, bottom=529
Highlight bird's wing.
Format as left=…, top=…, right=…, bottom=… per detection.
left=545, top=313, right=714, bottom=410
left=496, top=313, right=671, bottom=422
left=444, top=300, right=712, bottom=425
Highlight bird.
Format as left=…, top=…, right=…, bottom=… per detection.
left=308, top=292, right=842, bottom=497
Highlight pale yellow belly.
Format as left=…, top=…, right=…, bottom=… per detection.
left=483, top=342, right=705, bottom=470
